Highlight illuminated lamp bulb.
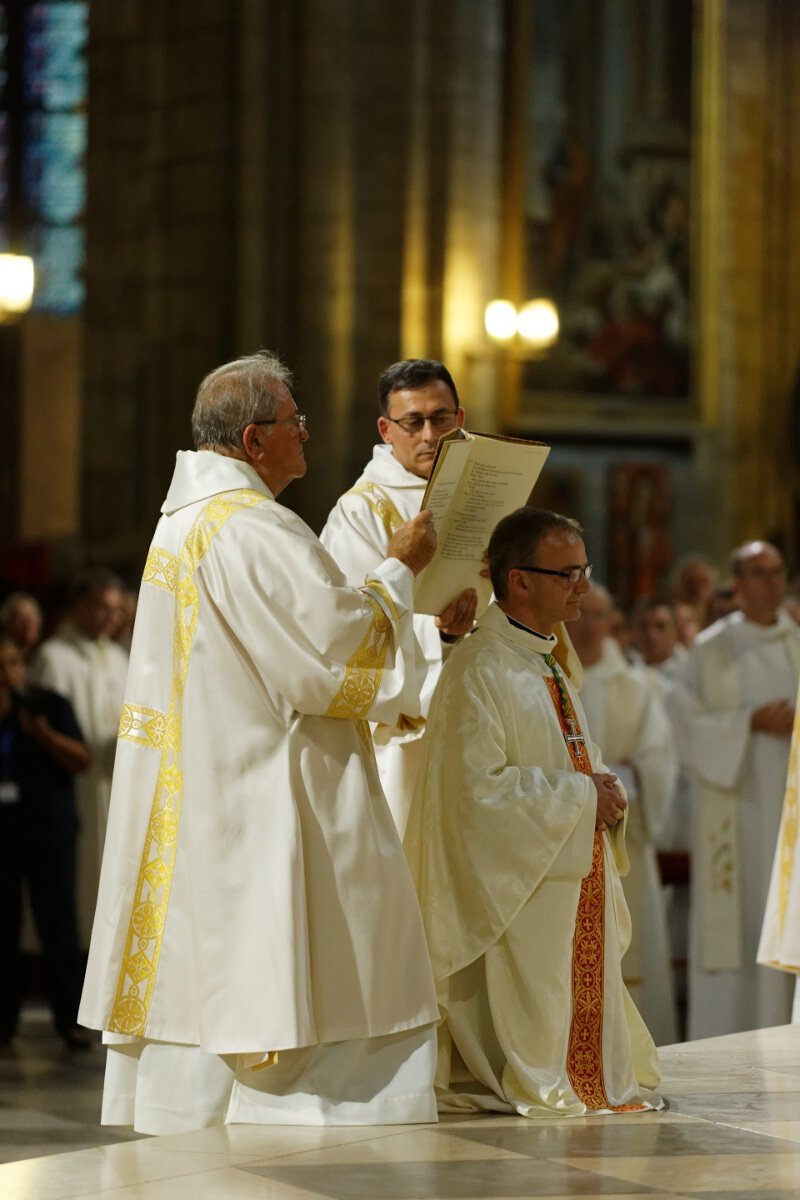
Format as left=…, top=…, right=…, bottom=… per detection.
left=517, top=298, right=559, bottom=348
left=0, top=254, right=35, bottom=315
left=484, top=299, right=518, bottom=342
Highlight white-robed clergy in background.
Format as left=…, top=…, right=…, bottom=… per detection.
left=569, top=583, right=679, bottom=1047
left=78, top=351, right=444, bottom=1134
left=320, top=359, right=474, bottom=837
left=404, top=507, right=661, bottom=1117
left=758, top=687, right=800, bottom=1022
left=668, top=540, right=800, bottom=1039
left=30, top=569, right=129, bottom=946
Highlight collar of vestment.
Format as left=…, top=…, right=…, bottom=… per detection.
left=582, top=636, right=631, bottom=682
left=697, top=606, right=799, bottom=648
left=161, top=450, right=274, bottom=515
left=476, top=601, right=559, bottom=657
left=363, top=444, right=427, bottom=491
left=49, top=619, right=104, bottom=656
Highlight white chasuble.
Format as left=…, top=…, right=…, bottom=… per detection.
left=758, top=689, right=800, bottom=1019
left=321, top=444, right=582, bottom=837
left=78, top=450, right=439, bottom=1129
left=668, top=611, right=800, bottom=1039
left=321, top=446, right=438, bottom=838
left=404, top=603, right=661, bottom=1117
left=580, top=639, right=679, bottom=1046
left=30, top=622, right=129, bottom=945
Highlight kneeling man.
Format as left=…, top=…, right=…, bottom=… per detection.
left=404, top=508, right=661, bottom=1116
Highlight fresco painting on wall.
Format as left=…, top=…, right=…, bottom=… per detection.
left=522, top=0, right=693, bottom=403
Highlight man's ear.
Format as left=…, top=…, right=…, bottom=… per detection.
left=241, top=423, right=263, bottom=462
left=507, top=568, right=525, bottom=595
left=377, top=416, right=392, bottom=445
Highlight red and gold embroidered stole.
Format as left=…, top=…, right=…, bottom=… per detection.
left=544, top=669, right=645, bottom=1113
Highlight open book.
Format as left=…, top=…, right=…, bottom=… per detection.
left=414, top=429, right=550, bottom=616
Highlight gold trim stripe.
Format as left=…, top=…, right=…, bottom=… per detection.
left=778, top=725, right=800, bottom=931
left=118, top=703, right=169, bottom=750
left=109, top=488, right=268, bottom=1036
left=142, top=546, right=179, bottom=594
left=346, top=482, right=405, bottom=540
left=324, top=593, right=392, bottom=721
left=545, top=675, right=646, bottom=1114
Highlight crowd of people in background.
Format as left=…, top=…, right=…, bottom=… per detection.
left=2, top=405, right=799, bottom=1071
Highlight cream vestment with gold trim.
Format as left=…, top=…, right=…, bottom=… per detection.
left=78, top=450, right=438, bottom=1129
left=404, top=603, right=660, bottom=1117
left=758, top=690, right=800, bottom=1020
left=321, top=446, right=445, bottom=838
left=321, top=444, right=581, bottom=837
left=667, top=610, right=800, bottom=1039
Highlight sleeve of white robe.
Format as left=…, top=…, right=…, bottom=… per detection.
left=199, top=502, right=425, bottom=726
left=322, top=486, right=448, bottom=731
left=665, top=647, right=752, bottom=790
left=629, top=669, right=680, bottom=845
left=321, top=492, right=391, bottom=586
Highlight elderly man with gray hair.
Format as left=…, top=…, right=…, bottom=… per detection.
left=79, top=350, right=442, bottom=1133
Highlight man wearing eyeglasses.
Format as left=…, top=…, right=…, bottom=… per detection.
left=666, top=539, right=800, bottom=1040
left=321, top=359, right=477, bottom=837
left=405, top=506, right=661, bottom=1117
left=79, top=351, right=445, bottom=1133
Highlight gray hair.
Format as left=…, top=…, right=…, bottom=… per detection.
left=191, top=350, right=294, bottom=449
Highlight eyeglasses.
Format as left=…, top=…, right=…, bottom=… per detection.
left=383, top=409, right=459, bottom=436
left=515, top=564, right=593, bottom=585
left=250, top=414, right=307, bottom=431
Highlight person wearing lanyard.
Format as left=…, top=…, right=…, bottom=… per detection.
left=0, top=633, right=91, bottom=1049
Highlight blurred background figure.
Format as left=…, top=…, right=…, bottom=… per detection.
left=0, top=592, right=44, bottom=662
left=608, top=597, right=641, bottom=664
left=109, top=587, right=138, bottom=653
left=0, top=634, right=90, bottom=1050
left=704, top=580, right=739, bottom=627
left=673, top=601, right=703, bottom=649
left=29, top=568, right=129, bottom=947
left=670, top=554, right=719, bottom=626
left=569, top=582, right=679, bottom=1045
left=633, top=599, right=686, bottom=677
left=633, top=596, right=693, bottom=1036
left=668, top=540, right=799, bottom=1038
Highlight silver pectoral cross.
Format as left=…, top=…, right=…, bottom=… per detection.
left=564, top=718, right=586, bottom=758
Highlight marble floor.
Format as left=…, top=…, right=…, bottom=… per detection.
left=1, top=1011, right=800, bottom=1199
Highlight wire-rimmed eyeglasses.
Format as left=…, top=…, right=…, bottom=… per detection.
left=250, top=414, right=307, bottom=431
left=383, top=409, right=459, bottom=436
left=514, top=564, right=593, bottom=585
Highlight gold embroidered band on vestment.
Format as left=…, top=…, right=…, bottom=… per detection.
left=323, top=583, right=395, bottom=721
left=118, top=703, right=169, bottom=751
left=544, top=662, right=645, bottom=1113
left=346, top=482, right=405, bottom=540
left=142, top=546, right=179, bottom=594
left=108, top=488, right=267, bottom=1036
left=778, top=722, right=800, bottom=932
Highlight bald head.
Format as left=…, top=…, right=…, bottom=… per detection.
left=730, top=541, right=786, bottom=625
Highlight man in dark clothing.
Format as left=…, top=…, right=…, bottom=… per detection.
left=0, top=634, right=91, bottom=1049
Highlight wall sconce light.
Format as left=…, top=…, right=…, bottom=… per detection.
left=484, top=299, right=518, bottom=342
left=0, top=254, right=35, bottom=319
left=484, top=297, right=559, bottom=351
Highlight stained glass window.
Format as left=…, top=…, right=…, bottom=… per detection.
left=0, top=1, right=88, bottom=313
